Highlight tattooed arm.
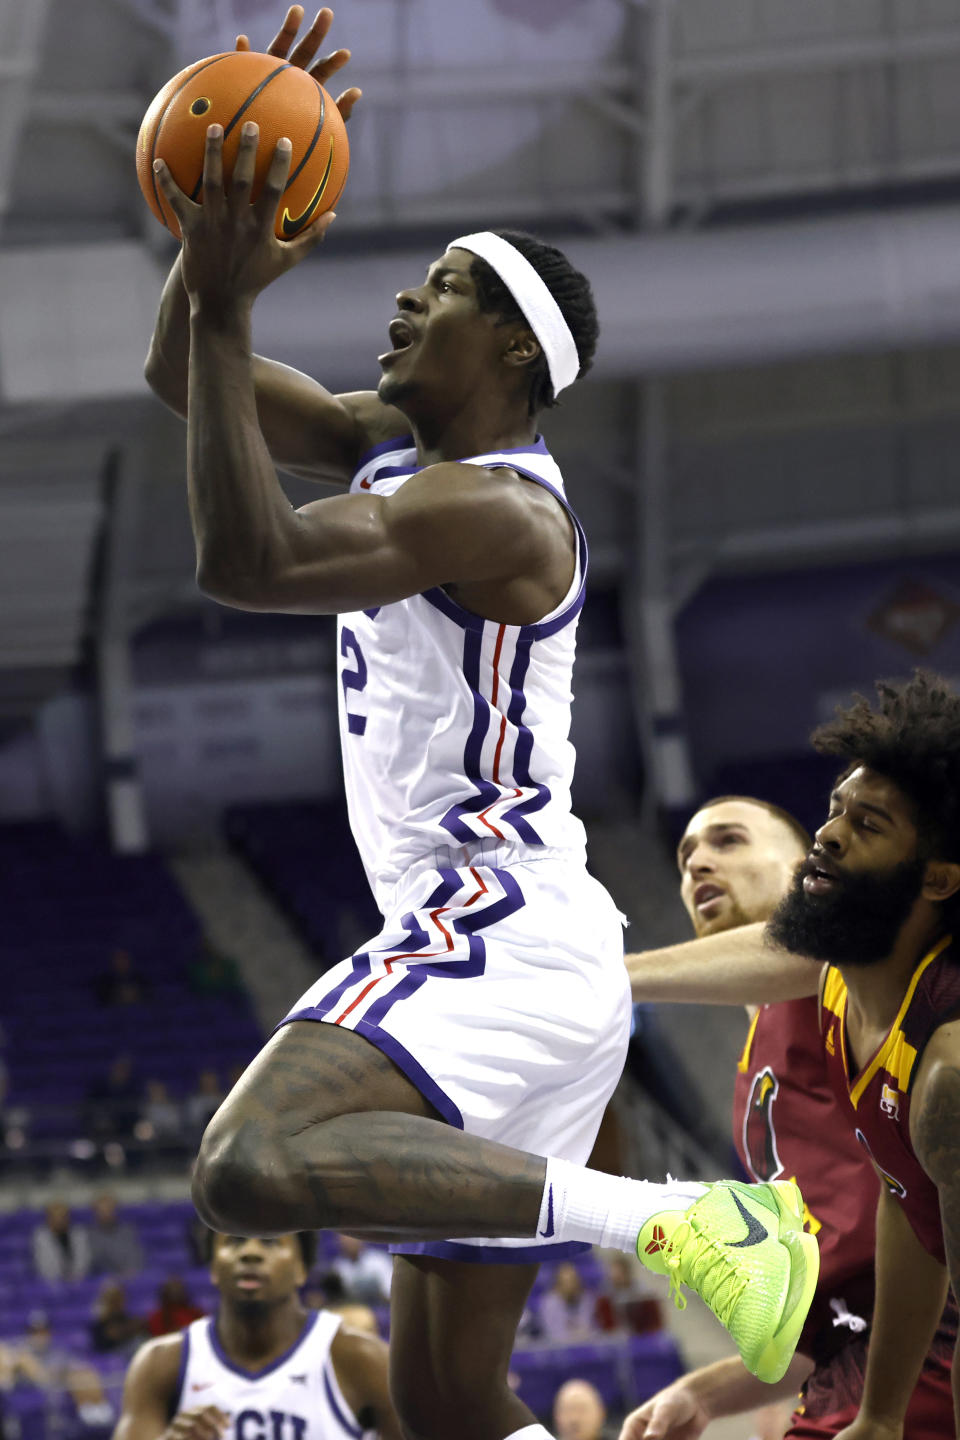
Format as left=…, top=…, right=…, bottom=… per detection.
left=912, top=1018, right=960, bottom=1433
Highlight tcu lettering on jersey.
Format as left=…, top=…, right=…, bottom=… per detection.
left=176, top=1312, right=363, bottom=1440
left=234, top=1411, right=307, bottom=1440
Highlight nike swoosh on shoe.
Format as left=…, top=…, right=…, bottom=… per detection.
left=726, top=1189, right=768, bottom=1248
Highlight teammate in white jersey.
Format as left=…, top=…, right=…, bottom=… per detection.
left=112, top=1231, right=400, bottom=1440
left=145, top=9, right=819, bottom=1438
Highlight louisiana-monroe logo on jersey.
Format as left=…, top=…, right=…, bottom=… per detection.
left=742, top=1066, right=785, bottom=1182
left=880, top=1083, right=900, bottom=1119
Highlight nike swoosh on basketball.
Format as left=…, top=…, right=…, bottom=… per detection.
left=726, top=1188, right=768, bottom=1248
left=538, top=1184, right=555, bottom=1238
left=280, top=142, right=334, bottom=237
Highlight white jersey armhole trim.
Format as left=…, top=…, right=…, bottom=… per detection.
left=488, top=461, right=585, bottom=625
left=420, top=463, right=587, bottom=637
left=323, top=1316, right=365, bottom=1440
left=170, top=1328, right=190, bottom=1418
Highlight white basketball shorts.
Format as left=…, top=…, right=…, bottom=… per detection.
left=280, top=855, right=632, bottom=1262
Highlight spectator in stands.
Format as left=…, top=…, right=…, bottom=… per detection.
left=184, top=1067, right=225, bottom=1141
left=136, top=1079, right=181, bottom=1143
left=146, top=1276, right=205, bottom=1337
left=13, top=1310, right=114, bottom=1427
left=94, top=947, right=149, bottom=1007
left=538, top=1262, right=599, bottom=1343
left=594, top=1254, right=662, bottom=1335
left=331, top=1234, right=393, bottom=1304
left=553, top=1379, right=610, bottom=1440
left=88, top=1192, right=143, bottom=1277
left=187, top=938, right=243, bottom=997
left=85, top=1053, right=140, bottom=1143
left=89, top=1280, right=145, bottom=1355
left=32, top=1201, right=90, bottom=1282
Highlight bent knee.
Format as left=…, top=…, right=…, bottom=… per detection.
left=192, top=1112, right=292, bottom=1233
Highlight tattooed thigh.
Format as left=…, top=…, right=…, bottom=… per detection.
left=217, top=1021, right=442, bottom=1136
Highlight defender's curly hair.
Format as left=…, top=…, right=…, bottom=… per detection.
left=811, top=670, right=960, bottom=868
left=469, top=230, right=599, bottom=417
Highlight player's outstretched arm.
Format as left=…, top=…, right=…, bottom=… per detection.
left=112, top=1336, right=227, bottom=1440
left=329, top=1325, right=404, bottom=1440
left=912, top=1018, right=960, bottom=1433
left=618, top=1352, right=812, bottom=1440
left=625, top=923, right=821, bottom=1006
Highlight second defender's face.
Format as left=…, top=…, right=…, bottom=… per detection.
left=377, top=248, right=512, bottom=411
left=678, top=800, right=805, bottom=936
left=210, top=1235, right=305, bottom=1307
left=808, top=767, right=920, bottom=887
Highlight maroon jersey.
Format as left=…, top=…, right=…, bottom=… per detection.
left=733, top=996, right=877, bottom=1343
left=810, top=937, right=960, bottom=1437
left=820, top=935, right=960, bottom=1264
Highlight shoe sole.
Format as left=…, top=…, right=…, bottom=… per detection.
left=753, top=1181, right=820, bottom=1384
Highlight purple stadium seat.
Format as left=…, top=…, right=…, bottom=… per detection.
left=510, top=1332, right=682, bottom=1422
left=1, top=819, right=264, bottom=1155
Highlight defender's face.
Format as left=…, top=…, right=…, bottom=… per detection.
left=678, top=800, right=806, bottom=937
left=377, top=247, right=512, bottom=412
left=805, top=767, right=920, bottom=893
left=210, top=1235, right=305, bottom=1307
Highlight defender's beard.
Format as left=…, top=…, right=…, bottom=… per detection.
left=766, top=854, right=926, bottom=968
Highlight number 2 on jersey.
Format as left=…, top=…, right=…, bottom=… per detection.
left=340, top=628, right=368, bottom=735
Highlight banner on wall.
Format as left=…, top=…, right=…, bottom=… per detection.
left=677, top=555, right=960, bottom=788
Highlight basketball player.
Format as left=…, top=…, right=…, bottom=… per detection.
left=766, top=672, right=960, bottom=1437
left=622, top=795, right=954, bottom=1439
left=144, top=11, right=819, bottom=1437
left=112, top=1231, right=401, bottom=1439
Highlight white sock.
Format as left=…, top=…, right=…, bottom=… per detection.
left=505, top=1428, right=554, bottom=1439
left=538, top=1158, right=707, bottom=1253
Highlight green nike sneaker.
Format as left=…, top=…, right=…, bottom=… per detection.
left=637, top=1179, right=819, bottom=1384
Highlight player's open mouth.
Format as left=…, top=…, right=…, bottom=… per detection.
left=802, top=857, right=841, bottom=896
left=235, top=1274, right=264, bottom=1290
left=378, top=316, right=418, bottom=366
left=694, top=883, right=725, bottom=914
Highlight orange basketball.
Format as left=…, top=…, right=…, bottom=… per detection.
left=136, top=50, right=349, bottom=241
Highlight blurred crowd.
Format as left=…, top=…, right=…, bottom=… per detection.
left=3, top=1193, right=663, bottom=1436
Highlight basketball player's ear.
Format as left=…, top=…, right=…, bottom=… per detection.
left=503, top=330, right=540, bottom=371
left=922, top=859, right=960, bottom=907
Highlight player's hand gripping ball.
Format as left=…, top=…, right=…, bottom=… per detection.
left=136, top=49, right=349, bottom=240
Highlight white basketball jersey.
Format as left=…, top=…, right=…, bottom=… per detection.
left=337, top=435, right=589, bottom=912
left=175, top=1311, right=365, bottom=1440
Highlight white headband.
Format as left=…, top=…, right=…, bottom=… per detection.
left=450, top=231, right=580, bottom=395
